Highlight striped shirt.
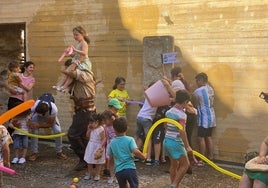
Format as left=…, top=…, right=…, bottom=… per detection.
left=194, top=85, right=216, bottom=128
left=165, top=105, right=187, bottom=141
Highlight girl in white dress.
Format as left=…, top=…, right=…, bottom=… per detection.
left=84, top=113, right=106, bottom=181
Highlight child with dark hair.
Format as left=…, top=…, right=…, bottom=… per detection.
left=109, top=117, right=146, bottom=188
left=108, top=77, right=130, bottom=117
left=9, top=101, right=31, bottom=164
left=102, top=110, right=117, bottom=183
left=164, top=90, right=194, bottom=188
left=83, top=113, right=106, bottom=181
left=193, top=72, right=216, bottom=163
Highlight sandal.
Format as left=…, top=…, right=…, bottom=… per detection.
left=195, top=160, right=205, bottom=167
left=161, top=157, right=167, bottom=164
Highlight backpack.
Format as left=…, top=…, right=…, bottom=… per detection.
left=37, top=93, right=55, bottom=115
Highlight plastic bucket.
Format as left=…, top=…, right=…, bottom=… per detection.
left=145, top=80, right=171, bottom=107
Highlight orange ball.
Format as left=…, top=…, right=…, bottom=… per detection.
left=69, top=185, right=76, bottom=188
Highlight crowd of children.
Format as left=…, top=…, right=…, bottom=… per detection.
left=2, top=61, right=217, bottom=188
left=1, top=25, right=266, bottom=188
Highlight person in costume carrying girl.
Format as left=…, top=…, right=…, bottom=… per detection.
left=54, top=26, right=95, bottom=93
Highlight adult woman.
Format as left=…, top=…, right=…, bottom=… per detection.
left=238, top=136, right=268, bottom=188
left=6, top=61, right=35, bottom=135
left=7, top=61, right=35, bottom=109
left=108, top=77, right=130, bottom=117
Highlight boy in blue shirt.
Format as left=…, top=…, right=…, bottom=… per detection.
left=109, top=117, right=146, bottom=188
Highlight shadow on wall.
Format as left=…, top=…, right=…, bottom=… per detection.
left=175, top=47, right=234, bottom=119
left=27, top=1, right=235, bottom=127
left=207, top=64, right=234, bottom=119
left=218, top=127, right=249, bottom=162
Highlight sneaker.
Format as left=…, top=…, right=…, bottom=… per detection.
left=152, top=160, right=160, bottom=166
left=28, top=153, right=38, bottom=161
left=56, top=152, right=67, bottom=160
left=134, top=157, right=140, bottom=162
left=169, top=184, right=175, bottom=188
left=11, top=157, right=19, bottom=164
left=94, top=175, right=100, bottom=181
left=103, top=168, right=110, bottom=176
left=145, top=159, right=152, bottom=166
left=108, top=177, right=114, bottom=184
left=84, top=173, right=91, bottom=180
left=18, top=158, right=26, bottom=164
left=73, top=160, right=87, bottom=171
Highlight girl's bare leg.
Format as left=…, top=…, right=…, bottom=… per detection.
left=238, top=173, right=253, bottom=188
left=173, top=156, right=189, bottom=188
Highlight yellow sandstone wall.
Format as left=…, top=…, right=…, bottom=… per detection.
left=0, top=0, right=268, bottom=163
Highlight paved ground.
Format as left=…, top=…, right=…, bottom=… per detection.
left=3, top=141, right=243, bottom=188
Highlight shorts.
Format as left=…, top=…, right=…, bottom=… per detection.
left=244, top=169, right=268, bottom=185
left=13, top=134, right=28, bottom=149
left=135, top=117, right=153, bottom=140
left=163, top=137, right=186, bottom=159
left=116, top=168, right=138, bottom=188
left=197, top=126, right=214, bottom=137
left=152, top=124, right=165, bottom=144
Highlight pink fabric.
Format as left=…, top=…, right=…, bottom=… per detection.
left=10, top=73, right=35, bottom=101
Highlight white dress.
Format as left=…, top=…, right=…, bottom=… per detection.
left=84, top=126, right=105, bottom=164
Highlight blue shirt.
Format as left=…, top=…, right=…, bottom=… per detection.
left=109, top=135, right=137, bottom=173
left=194, top=85, right=216, bottom=128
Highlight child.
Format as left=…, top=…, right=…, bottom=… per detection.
left=7, top=61, right=24, bottom=96
left=9, top=102, right=31, bottom=164
left=0, top=125, right=12, bottom=187
left=53, top=59, right=72, bottom=93
left=107, top=98, right=122, bottom=117
left=193, top=72, right=216, bottom=163
left=101, top=110, right=116, bottom=183
left=108, top=77, right=130, bottom=117
left=163, top=90, right=194, bottom=188
left=84, top=113, right=106, bottom=181
left=239, top=136, right=268, bottom=188
left=109, top=117, right=146, bottom=188
left=54, top=26, right=93, bottom=93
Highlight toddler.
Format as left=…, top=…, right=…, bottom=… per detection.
left=102, top=110, right=116, bottom=184
left=84, top=113, right=106, bottom=181
left=10, top=101, right=31, bottom=164
left=7, top=61, right=24, bottom=96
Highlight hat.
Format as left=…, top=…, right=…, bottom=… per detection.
left=171, top=80, right=185, bottom=90
left=108, top=98, right=122, bottom=110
